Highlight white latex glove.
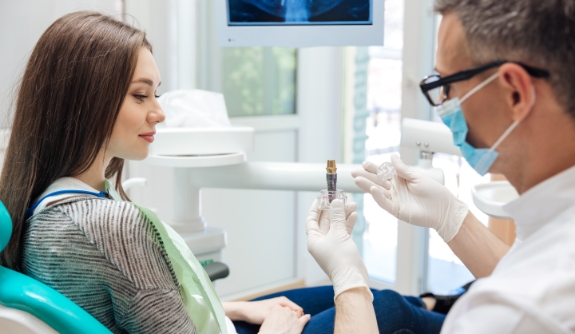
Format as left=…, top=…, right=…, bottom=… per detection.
left=352, top=154, right=469, bottom=242
left=306, top=199, right=373, bottom=300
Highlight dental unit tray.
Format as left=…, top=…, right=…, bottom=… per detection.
left=471, top=181, right=519, bottom=219
left=148, top=127, right=255, bottom=156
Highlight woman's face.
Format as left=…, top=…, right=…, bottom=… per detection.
left=108, top=47, right=165, bottom=161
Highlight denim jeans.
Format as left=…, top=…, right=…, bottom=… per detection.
left=233, top=286, right=445, bottom=334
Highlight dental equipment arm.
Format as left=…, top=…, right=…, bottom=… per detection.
left=353, top=154, right=510, bottom=278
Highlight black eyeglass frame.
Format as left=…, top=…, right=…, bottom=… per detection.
left=419, top=61, right=550, bottom=107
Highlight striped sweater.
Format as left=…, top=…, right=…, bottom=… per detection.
left=22, top=196, right=198, bottom=333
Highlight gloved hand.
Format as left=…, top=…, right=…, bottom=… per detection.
left=306, top=199, right=373, bottom=300
left=352, top=154, right=469, bottom=242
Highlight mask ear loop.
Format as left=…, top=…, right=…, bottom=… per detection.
left=474, top=119, right=520, bottom=174
left=475, top=84, right=536, bottom=173
left=474, top=80, right=537, bottom=175
left=493, top=85, right=536, bottom=150
left=460, top=72, right=500, bottom=104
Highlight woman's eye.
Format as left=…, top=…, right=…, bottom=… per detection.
left=134, top=94, right=148, bottom=101
left=155, top=94, right=161, bottom=99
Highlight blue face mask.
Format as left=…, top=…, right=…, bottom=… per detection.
left=435, top=73, right=522, bottom=176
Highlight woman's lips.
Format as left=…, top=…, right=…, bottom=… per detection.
left=139, top=132, right=155, bottom=143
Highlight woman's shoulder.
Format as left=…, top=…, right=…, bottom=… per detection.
left=47, top=196, right=159, bottom=247
left=36, top=197, right=178, bottom=289
left=46, top=196, right=151, bottom=233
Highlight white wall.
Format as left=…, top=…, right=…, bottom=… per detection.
left=0, top=0, right=122, bottom=128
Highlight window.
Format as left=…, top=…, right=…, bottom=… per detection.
left=222, top=47, right=297, bottom=117
left=361, top=0, right=404, bottom=284
left=198, top=1, right=297, bottom=118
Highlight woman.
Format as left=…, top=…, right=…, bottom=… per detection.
left=0, top=11, right=446, bottom=334
left=0, top=11, right=310, bottom=334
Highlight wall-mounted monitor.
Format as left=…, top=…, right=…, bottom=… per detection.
left=216, top=0, right=384, bottom=47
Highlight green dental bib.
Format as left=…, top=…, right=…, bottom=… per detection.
left=106, top=182, right=227, bottom=334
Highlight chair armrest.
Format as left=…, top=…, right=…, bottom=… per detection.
left=202, top=262, right=229, bottom=282
left=0, top=267, right=111, bottom=334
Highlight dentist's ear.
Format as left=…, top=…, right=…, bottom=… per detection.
left=499, top=63, right=538, bottom=122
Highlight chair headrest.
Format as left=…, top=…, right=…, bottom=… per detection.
left=0, top=201, right=12, bottom=252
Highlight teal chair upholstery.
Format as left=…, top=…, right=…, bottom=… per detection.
left=0, top=201, right=111, bottom=334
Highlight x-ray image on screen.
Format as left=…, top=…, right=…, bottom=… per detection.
left=228, top=0, right=372, bottom=25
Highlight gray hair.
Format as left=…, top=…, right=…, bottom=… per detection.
left=434, top=0, right=575, bottom=119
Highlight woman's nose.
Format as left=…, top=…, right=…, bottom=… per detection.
left=150, top=102, right=166, bottom=124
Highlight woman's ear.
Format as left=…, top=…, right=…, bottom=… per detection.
left=499, top=63, right=536, bottom=122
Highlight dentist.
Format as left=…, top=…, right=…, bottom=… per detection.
left=308, top=0, right=575, bottom=332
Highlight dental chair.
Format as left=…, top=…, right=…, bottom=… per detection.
left=0, top=201, right=112, bottom=334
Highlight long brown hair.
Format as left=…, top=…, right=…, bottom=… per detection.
left=0, top=11, right=152, bottom=270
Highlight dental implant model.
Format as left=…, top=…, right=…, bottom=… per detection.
left=317, top=160, right=346, bottom=210
left=377, top=161, right=396, bottom=181
left=326, top=160, right=337, bottom=196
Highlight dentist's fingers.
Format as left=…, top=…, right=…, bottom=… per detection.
left=355, top=177, right=393, bottom=199
left=318, top=209, right=330, bottom=234
left=345, top=202, right=357, bottom=219
left=352, top=168, right=392, bottom=189
left=355, top=176, right=377, bottom=193
left=309, top=199, right=359, bottom=236
left=317, top=201, right=357, bottom=234
left=345, top=212, right=358, bottom=235
left=307, top=199, right=320, bottom=218
left=306, top=199, right=321, bottom=236
left=370, top=186, right=395, bottom=215
left=362, top=160, right=380, bottom=174
left=391, top=154, right=421, bottom=182
left=328, top=199, right=347, bottom=233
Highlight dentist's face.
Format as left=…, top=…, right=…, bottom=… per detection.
left=108, top=47, right=165, bottom=161
left=435, top=13, right=511, bottom=160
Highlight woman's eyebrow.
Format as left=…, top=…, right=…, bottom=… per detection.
left=131, top=78, right=162, bottom=87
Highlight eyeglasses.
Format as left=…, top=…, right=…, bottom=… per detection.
left=419, top=61, right=550, bottom=107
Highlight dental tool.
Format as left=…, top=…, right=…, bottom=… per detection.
left=317, top=160, right=346, bottom=210
left=377, top=161, right=396, bottom=181
left=326, top=160, right=337, bottom=199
